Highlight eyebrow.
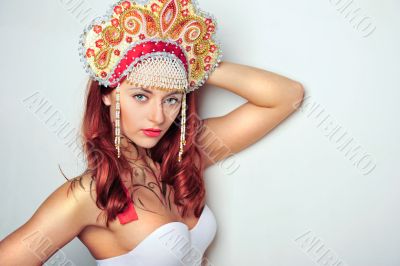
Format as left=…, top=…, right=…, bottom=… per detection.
left=129, top=87, right=182, bottom=97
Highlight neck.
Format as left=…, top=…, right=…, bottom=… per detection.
left=119, top=134, right=149, bottom=160
left=118, top=134, right=161, bottom=185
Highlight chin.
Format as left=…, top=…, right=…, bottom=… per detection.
left=134, top=136, right=161, bottom=149
left=138, top=141, right=159, bottom=149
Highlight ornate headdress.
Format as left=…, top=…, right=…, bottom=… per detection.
left=79, top=0, right=222, bottom=162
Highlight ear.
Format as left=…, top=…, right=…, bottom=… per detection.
left=102, top=93, right=112, bottom=106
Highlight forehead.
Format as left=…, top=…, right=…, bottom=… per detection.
left=128, top=86, right=183, bottom=96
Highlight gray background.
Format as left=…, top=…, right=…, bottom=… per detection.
left=0, top=0, right=399, bottom=265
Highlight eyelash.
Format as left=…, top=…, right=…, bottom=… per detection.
left=133, top=94, right=180, bottom=105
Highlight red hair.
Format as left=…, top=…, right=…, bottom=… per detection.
left=67, top=78, right=206, bottom=227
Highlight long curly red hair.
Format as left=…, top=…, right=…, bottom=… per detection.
left=68, top=78, right=206, bottom=227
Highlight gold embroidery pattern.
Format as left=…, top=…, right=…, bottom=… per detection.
left=79, top=0, right=223, bottom=92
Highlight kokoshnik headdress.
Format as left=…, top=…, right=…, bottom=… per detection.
left=79, top=0, right=222, bottom=162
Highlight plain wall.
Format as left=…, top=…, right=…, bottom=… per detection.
left=1, top=0, right=399, bottom=265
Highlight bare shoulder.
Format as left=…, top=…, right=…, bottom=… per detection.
left=0, top=173, right=103, bottom=265
left=64, top=173, right=104, bottom=225
left=39, top=173, right=104, bottom=226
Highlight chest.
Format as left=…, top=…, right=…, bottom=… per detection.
left=80, top=175, right=201, bottom=258
left=78, top=197, right=201, bottom=260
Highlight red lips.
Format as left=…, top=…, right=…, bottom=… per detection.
left=142, top=128, right=161, bottom=137
left=142, top=128, right=161, bottom=132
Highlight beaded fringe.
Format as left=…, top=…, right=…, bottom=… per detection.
left=115, top=83, right=121, bottom=158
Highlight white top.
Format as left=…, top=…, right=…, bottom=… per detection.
left=95, top=204, right=217, bottom=266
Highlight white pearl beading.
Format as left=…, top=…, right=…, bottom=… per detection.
left=126, top=55, right=189, bottom=92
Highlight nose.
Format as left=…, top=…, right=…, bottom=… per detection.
left=148, top=100, right=165, bottom=125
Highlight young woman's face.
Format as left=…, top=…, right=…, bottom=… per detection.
left=102, top=79, right=184, bottom=149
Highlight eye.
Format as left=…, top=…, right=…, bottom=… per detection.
left=165, top=97, right=180, bottom=105
left=133, top=94, right=148, bottom=102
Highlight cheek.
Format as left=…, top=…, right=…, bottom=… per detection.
left=120, top=103, right=145, bottom=132
left=165, top=104, right=182, bottom=120
left=164, top=105, right=182, bottom=128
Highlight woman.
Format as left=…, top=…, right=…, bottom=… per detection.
left=0, top=0, right=304, bottom=265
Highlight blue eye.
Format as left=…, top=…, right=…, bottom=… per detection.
left=133, top=94, right=147, bottom=102
left=165, top=97, right=180, bottom=105
left=132, top=94, right=180, bottom=105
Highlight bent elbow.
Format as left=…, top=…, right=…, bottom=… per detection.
left=287, top=82, right=305, bottom=110
left=293, top=82, right=305, bottom=100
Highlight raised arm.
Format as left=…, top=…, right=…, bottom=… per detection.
left=198, top=61, right=305, bottom=169
left=0, top=174, right=102, bottom=265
